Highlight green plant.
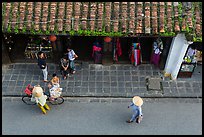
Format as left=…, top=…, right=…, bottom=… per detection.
left=37, top=29, right=43, bottom=34
left=77, top=29, right=83, bottom=35
left=22, top=26, right=27, bottom=33
left=91, top=30, right=98, bottom=36
left=7, top=24, right=12, bottom=33
left=185, top=32, right=194, bottom=41
left=69, top=30, right=75, bottom=36
left=45, top=30, right=50, bottom=35
left=31, top=28, right=36, bottom=35
left=14, top=26, right=19, bottom=34
left=62, top=30, right=67, bottom=35
left=54, top=29, right=59, bottom=35
left=84, top=30, right=91, bottom=36
left=193, top=37, right=202, bottom=42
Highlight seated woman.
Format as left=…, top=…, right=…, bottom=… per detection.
left=51, top=73, right=60, bottom=88
left=48, top=74, right=63, bottom=100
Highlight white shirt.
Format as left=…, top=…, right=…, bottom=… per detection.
left=68, top=50, right=76, bottom=61
left=49, top=86, right=62, bottom=98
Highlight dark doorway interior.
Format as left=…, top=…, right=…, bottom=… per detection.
left=61, top=36, right=165, bottom=64
left=3, top=34, right=173, bottom=67
left=119, top=37, right=155, bottom=63
left=3, top=34, right=29, bottom=63
left=69, top=36, right=104, bottom=63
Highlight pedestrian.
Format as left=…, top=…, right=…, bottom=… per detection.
left=60, top=55, right=69, bottom=79
left=126, top=96, right=143, bottom=123
left=37, top=51, right=48, bottom=82
left=67, top=47, right=78, bottom=74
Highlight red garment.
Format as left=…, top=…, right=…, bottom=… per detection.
left=131, top=49, right=135, bottom=64
left=116, top=38, right=122, bottom=56
left=130, top=43, right=141, bottom=66
left=92, top=46, right=102, bottom=57
left=136, top=49, right=141, bottom=65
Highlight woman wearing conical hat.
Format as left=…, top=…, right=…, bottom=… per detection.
left=126, top=96, right=143, bottom=123
left=32, top=85, right=50, bottom=114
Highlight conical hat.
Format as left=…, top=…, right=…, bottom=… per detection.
left=32, top=86, right=43, bottom=97
left=132, top=96, right=143, bottom=107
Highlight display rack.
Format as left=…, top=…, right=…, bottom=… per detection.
left=178, top=62, right=196, bottom=78
left=24, top=43, right=53, bottom=59
left=178, top=47, right=197, bottom=78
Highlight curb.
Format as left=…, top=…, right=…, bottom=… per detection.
left=2, top=96, right=202, bottom=103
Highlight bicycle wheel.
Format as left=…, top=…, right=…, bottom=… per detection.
left=22, top=96, right=36, bottom=105
left=50, top=97, right=64, bottom=105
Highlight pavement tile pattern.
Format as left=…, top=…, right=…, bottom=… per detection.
left=2, top=62, right=202, bottom=98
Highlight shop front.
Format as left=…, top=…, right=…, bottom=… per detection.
left=2, top=33, right=173, bottom=72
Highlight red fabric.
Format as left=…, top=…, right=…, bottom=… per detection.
left=131, top=49, right=135, bottom=64
left=92, top=46, right=102, bottom=57
left=116, top=38, right=122, bottom=56
left=24, top=84, right=32, bottom=95
left=137, top=49, right=141, bottom=65
left=129, top=43, right=142, bottom=66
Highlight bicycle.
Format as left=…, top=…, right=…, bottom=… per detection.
left=22, top=84, right=64, bottom=105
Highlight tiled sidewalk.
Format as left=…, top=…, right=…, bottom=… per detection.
left=2, top=62, right=202, bottom=98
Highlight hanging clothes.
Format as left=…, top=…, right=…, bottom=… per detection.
left=92, top=42, right=102, bottom=64
left=150, top=37, right=163, bottom=67
left=129, top=43, right=142, bottom=66
left=113, top=38, right=122, bottom=62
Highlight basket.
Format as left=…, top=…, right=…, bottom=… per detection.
left=24, top=84, right=33, bottom=96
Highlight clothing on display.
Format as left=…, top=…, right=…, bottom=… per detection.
left=129, top=43, right=142, bottom=66
left=150, top=37, right=163, bottom=67
left=92, top=42, right=102, bottom=64
left=113, top=38, right=122, bottom=62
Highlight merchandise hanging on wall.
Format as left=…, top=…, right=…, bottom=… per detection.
left=113, top=38, right=122, bottom=62
left=92, top=41, right=102, bottom=64
left=129, top=43, right=142, bottom=66
left=150, top=37, right=163, bottom=67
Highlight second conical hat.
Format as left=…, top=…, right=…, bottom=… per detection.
left=132, top=96, right=143, bottom=107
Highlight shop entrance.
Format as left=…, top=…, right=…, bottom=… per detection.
left=62, top=36, right=172, bottom=67
left=3, top=33, right=173, bottom=68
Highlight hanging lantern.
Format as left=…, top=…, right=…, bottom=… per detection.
left=49, top=35, right=57, bottom=42
left=104, top=37, right=112, bottom=43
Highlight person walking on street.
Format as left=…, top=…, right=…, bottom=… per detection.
left=126, top=96, right=143, bottom=123
left=67, top=47, right=78, bottom=74
left=37, top=51, right=48, bottom=82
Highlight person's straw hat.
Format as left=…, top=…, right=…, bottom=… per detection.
left=132, top=96, right=143, bottom=107
left=32, top=86, right=43, bottom=97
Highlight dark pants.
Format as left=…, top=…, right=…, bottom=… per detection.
left=69, top=60, right=76, bottom=72
left=62, top=69, right=69, bottom=76
left=60, top=66, right=69, bottom=76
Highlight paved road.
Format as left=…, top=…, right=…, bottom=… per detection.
left=2, top=97, right=202, bottom=135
